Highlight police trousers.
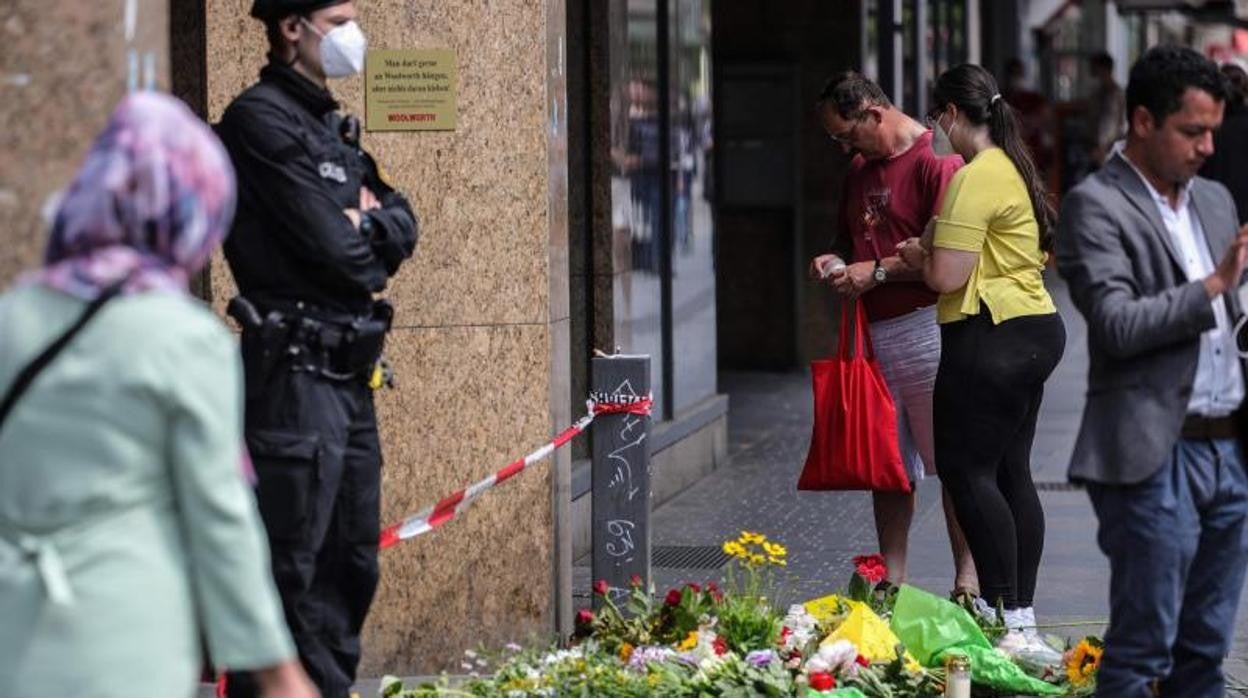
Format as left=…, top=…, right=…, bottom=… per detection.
left=227, top=357, right=382, bottom=698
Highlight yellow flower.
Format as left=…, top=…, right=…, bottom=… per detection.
left=769, top=555, right=787, bottom=566
left=763, top=541, right=787, bottom=558
left=1066, top=639, right=1103, bottom=687
left=749, top=553, right=767, bottom=566
left=678, top=631, right=699, bottom=651
left=722, top=541, right=747, bottom=558
left=619, top=642, right=634, bottom=662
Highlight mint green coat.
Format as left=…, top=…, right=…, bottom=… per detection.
left=0, top=285, right=294, bottom=697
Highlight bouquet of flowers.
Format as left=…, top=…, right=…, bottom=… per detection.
left=380, top=536, right=1100, bottom=697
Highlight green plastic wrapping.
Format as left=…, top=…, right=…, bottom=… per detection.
left=889, top=585, right=1063, bottom=696
left=805, top=687, right=868, bottom=698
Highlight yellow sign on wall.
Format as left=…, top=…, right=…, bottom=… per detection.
left=365, top=49, right=458, bottom=131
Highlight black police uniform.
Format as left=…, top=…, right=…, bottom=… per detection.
left=215, top=40, right=418, bottom=697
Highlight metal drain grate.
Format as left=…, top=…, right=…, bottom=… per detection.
left=652, top=545, right=731, bottom=570
left=1035, top=481, right=1084, bottom=492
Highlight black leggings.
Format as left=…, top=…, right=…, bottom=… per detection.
left=934, top=312, right=1065, bottom=609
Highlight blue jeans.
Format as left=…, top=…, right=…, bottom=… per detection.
left=1088, top=438, right=1248, bottom=697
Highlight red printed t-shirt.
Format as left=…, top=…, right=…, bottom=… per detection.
left=837, top=130, right=963, bottom=322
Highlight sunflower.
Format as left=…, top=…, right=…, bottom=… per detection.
left=1066, top=638, right=1103, bottom=687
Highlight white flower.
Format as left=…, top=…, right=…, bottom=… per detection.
left=540, top=648, right=584, bottom=666
left=460, top=662, right=474, bottom=671
left=505, top=642, right=523, bottom=652
left=809, top=639, right=860, bottom=677
left=781, top=605, right=820, bottom=651
left=464, top=649, right=478, bottom=659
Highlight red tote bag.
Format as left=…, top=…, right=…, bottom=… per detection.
left=797, top=300, right=911, bottom=493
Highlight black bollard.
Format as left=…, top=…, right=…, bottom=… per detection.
left=590, top=354, right=652, bottom=611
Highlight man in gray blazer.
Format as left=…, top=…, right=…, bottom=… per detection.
left=1057, top=46, right=1248, bottom=697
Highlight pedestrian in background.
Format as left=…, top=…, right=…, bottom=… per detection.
left=1002, top=58, right=1054, bottom=177
left=1087, top=51, right=1126, bottom=166
left=215, top=0, right=419, bottom=696
left=1056, top=45, right=1248, bottom=696
left=810, top=71, right=980, bottom=605
left=898, top=62, right=1066, bottom=666
left=1199, top=63, right=1248, bottom=224
left=0, top=93, right=314, bottom=698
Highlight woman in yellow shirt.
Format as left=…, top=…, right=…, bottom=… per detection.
left=898, top=63, right=1066, bottom=665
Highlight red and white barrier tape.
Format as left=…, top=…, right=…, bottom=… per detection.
left=378, top=394, right=653, bottom=549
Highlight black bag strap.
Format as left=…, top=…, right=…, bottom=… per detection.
left=0, top=280, right=126, bottom=433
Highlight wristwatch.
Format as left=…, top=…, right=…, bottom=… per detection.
left=873, top=259, right=887, bottom=284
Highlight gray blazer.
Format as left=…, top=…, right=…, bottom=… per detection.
left=1056, top=153, right=1245, bottom=485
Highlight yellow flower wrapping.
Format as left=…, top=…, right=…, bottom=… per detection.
left=805, top=594, right=921, bottom=671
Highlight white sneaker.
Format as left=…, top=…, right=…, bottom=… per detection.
left=996, top=608, right=1063, bottom=668
left=971, top=596, right=998, bottom=625
left=1001, top=607, right=1027, bottom=631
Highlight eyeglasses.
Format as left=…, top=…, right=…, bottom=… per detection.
left=827, top=118, right=863, bottom=147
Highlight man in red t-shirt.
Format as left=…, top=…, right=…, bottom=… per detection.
left=811, top=71, right=980, bottom=604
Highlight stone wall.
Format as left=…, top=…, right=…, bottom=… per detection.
left=0, top=0, right=168, bottom=286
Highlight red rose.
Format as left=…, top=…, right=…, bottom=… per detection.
left=780, top=627, right=792, bottom=640
left=686, top=582, right=701, bottom=593
left=809, top=672, right=836, bottom=691
left=852, top=554, right=889, bottom=584
left=576, top=608, right=594, bottom=625
left=630, top=574, right=643, bottom=587
left=856, top=654, right=870, bottom=667
left=593, top=579, right=609, bottom=596
left=713, top=635, right=728, bottom=656
left=707, top=581, right=724, bottom=602
left=665, top=588, right=683, bottom=606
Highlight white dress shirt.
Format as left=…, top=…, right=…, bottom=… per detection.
left=1118, top=150, right=1244, bottom=417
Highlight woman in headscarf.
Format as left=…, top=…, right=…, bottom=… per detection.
left=0, top=93, right=315, bottom=697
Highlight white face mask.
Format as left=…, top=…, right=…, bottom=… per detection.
left=930, top=111, right=958, bottom=157
left=302, top=18, right=367, bottom=78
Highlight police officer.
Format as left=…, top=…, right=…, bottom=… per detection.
left=214, top=1, right=418, bottom=696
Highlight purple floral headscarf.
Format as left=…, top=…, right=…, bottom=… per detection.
left=34, top=92, right=235, bottom=299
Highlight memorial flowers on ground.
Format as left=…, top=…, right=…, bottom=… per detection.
left=382, top=532, right=1102, bottom=697
left=1064, top=637, right=1103, bottom=695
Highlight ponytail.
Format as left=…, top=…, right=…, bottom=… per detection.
left=988, top=97, right=1055, bottom=252
left=933, top=64, right=1056, bottom=253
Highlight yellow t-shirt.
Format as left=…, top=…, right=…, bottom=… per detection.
left=932, top=147, right=1056, bottom=324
